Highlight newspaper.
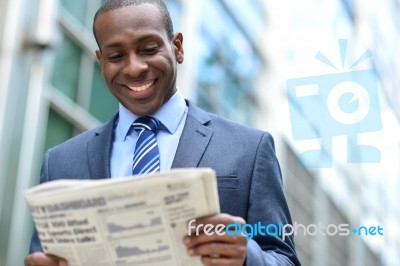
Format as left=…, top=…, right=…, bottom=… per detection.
left=25, top=168, right=220, bottom=266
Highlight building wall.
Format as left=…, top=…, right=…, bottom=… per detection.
left=283, top=144, right=381, bottom=266
left=0, top=1, right=50, bottom=265
left=261, top=1, right=400, bottom=265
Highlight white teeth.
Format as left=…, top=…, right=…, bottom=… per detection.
left=127, top=82, right=153, bottom=92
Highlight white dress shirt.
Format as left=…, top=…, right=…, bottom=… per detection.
left=110, top=90, right=188, bottom=178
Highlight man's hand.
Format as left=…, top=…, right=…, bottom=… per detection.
left=183, top=213, right=247, bottom=266
left=25, top=252, right=68, bottom=266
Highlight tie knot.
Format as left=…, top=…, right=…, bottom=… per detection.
left=132, top=116, right=160, bottom=133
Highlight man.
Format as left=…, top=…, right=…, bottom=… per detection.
left=25, top=0, right=300, bottom=265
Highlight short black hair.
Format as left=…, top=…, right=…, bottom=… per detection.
left=93, top=0, right=174, bottom=47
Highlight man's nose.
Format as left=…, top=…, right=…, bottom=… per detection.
left=122, top=53, right=148, bottom=77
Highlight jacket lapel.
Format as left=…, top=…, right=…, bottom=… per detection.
left=172, top=101, right=213, bottom=168
left=86, top=101, right=212, bottom=177
left=87, top=114, right=117, bottom=179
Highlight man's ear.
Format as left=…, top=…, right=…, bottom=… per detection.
left=173, top=33, right=184, bottom=64
left=95, top=50, right=101, bottom=62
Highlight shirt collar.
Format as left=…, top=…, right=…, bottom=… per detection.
left=115, top=89, right=187, bottom=141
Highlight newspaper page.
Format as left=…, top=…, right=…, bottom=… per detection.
left=25, top=168, right=220, bottom=266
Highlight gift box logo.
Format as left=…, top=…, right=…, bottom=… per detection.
left=286, top=40, right=382, bottom=168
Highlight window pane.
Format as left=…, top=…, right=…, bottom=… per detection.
left=61, top=0, right=87, bottom=25
left=89, top=64, right=118, bottom=122
left=195, top=0, right=262, bottom=124
left=165, top=0, right=182, bottom=31
left=44, top=109, right=74, bottom=151
left=51, top=33, right=82, bottom=101
left=224, top=0, right=265, bottom=41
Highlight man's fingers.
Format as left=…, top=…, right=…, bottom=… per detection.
left=201, top=256, right=245, bottom=266
left=25, top=252, right=67, bottom=266
left=187, top=213, right=247, bottom=238
left=188, top=241, right=246, bottom=259
left=183, top=213, right=248, bottom=265
left=184, top=231, right=247, bottom=248
left=184, top=213, right=248, bottom=249
left=193, top=213, right=246, bottom=227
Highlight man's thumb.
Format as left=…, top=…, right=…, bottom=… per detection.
left=59, top=260, right=68, bottom=266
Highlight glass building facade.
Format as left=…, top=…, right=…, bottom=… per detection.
left=264, top=0, right=400, bottom=265
left=194, top=0, right=264, bottom=124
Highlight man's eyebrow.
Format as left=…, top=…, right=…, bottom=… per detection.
left=137, top=34, right=162, bottom=42
left=102, top=42, right=122, bottom=50
left=101, top=33, right=164, bottom=50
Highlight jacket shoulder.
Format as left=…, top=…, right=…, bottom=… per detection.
left=190, top=102, right=270, bottom=141
left=47, top=115, right=115, bottom=156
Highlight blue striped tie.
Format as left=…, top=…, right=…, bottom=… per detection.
left=132, top=116, right=161, bottom=175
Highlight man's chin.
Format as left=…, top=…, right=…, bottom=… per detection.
left=126, top=102, right=160, bottom=117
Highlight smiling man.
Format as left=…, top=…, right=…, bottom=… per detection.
left=25, top=1, right=300, bottom=266
left=94, top=2, right=182, bottom=117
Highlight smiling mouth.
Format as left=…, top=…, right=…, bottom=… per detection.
left=126, top=81, right=154, bottom=92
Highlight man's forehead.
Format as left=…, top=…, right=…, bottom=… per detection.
left=96, top=3, right=162, bottom=20
left=94, top=5, right=168, bottom=49
left=96, top=5, right=163, bottom=29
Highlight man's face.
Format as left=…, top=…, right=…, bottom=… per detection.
left=94, top=4, right=184, bottom=116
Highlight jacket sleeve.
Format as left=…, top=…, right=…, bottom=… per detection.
left=245, top=133, right=301, bottom=266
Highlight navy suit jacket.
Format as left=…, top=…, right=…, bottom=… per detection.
left=29, top=101, right=300, bottom=266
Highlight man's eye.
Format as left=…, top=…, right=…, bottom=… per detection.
left=142, top=46, right=159, bottom=54
left=107, top=54, right=122, bottom=62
